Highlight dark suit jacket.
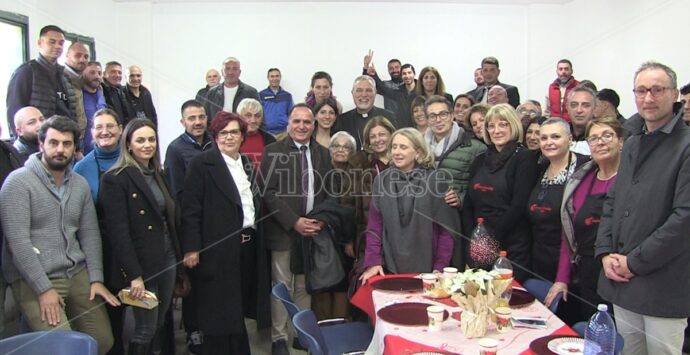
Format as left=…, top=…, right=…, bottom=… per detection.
left=259, top=137, right=334, bottom=273
left=203, top=81, right=260, bottom=124
left=332, top=106, right=398, bottom=150
left=99, top=167, right=180, bottom=290
left=180, top=147, right=271, bottom=333
left=467, top=81, right=521, bottom=108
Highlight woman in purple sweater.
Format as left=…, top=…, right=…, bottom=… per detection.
left=359, top=128, right=460, bottom=284
left=544, top=116, right=624, bottom=322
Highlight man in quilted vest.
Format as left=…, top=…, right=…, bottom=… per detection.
left=6, top=25, right=75, bottom=139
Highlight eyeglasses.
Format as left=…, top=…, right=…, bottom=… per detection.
left=586, top=132, right=616, bottom=145
left=329, top=144, right=352, bottom=152
left=93, top=123, right=118, bottom=131
left=217, top=129, right=242, bottom=138
left=632, top=86, right=673, bottom=98
left=517, top=109, right=538, bottom=118
left=487, top=121, right=510, bottom=131
left=427, top=111, right=451, bottom=121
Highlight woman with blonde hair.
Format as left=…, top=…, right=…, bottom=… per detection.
left=462, top=104, right=538, bottom=281
left=359, top=128, right=460, bottom=283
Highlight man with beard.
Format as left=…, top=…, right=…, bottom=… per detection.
left=64, top=42, right=90, bottom=140
left=362, top=54, right=403, bottom=115
left=545, top=59, right=579, bottom=121
left=13, top=106, right=45, bottom=161
left=165, top=99, right=213, bottom=201
left=332, top=75, right=397, bottom=150
left=567, top=85, right=596, bottom=155
left=163, top=101, right=212, bottom=355
left=81, top=62, right=107, bottom=154
left=0, top=116, right=120, bottom=355
left=364, top=50, right=416, bottom=129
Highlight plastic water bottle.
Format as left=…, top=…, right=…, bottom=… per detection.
left=492, top=250, right=513, bottom=308
left=584, top=304, right=616, bottom=355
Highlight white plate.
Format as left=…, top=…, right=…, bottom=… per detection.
left=547, top=336, right=586, bottom=355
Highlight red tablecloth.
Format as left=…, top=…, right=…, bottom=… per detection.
left=351, top=274, right=578, bottom=355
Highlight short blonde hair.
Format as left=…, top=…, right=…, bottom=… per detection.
left=483, top=103, right=523, bottom=145
left=388, top=128, right=434, bottom=169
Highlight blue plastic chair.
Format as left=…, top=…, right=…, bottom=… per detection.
left=271, top=282, right=301, bottom=320
left=293, top=309, right=372, bottom=355
left=0, top=330, right=98, bottom=355
left=573, top=321, right=624, bottom=355
left=523, top=278, right=561, bottom=313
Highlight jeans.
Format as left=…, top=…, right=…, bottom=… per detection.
left=131, top=239, right=177, bottom=344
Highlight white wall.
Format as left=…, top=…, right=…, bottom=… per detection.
left=1, top=0, right=689, bottom=152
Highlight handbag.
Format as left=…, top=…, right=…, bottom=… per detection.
left=173, top=271, right=192, bottom=298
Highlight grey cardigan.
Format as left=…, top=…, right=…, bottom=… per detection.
left=0, top=154, right=103, bottom=295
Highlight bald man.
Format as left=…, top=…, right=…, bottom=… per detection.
left=12, top=107, right=45, bottom=160
left=124, top=65, right=158, bottom=126
left=487, top=85, right=509, bottom=106
left=195, top=69, right=221, bottom=103
left=64, top=42, right=90, bottom=140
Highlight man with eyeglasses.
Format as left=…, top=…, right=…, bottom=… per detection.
left=516, top=100, right=543, bottom=132
left=487, top=85, right=510, bottom=106
left=567, top=85, right=597, bottom=155
left=595, top=61, right=689, bottom=355
left=423, top=95, right=486, bottom=265
left=545, top=59, right=579, bottom=122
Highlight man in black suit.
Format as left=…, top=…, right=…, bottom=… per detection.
left=467, top=56, right=520, bottom=108
left=259, top=103, right=334, bottom=355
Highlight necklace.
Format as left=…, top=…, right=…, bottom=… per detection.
left=596, top=170, right=618, bottom=181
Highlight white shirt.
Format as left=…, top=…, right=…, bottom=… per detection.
left=570, top=140, right=591, bottom=156
left=221, top=152, right=255, bottom=229
left=295, top=142, right=314, bottom=214
left=223, top=85, right=239, bottom=113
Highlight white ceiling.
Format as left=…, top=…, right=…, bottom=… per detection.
left=113, top=0, right=572, bottom=4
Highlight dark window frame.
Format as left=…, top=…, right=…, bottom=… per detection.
left=0, top=10, right=29, bottom=62
left=65, top=31, right=97, bottom=61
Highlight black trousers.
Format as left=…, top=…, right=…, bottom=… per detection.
left=203, top=331, right=250, bottom=355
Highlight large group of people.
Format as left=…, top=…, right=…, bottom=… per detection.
left=1, top=23, right=690, bottom=355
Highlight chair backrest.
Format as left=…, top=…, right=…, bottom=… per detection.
left=0, top=330, right=98, bottom=355
left=271, top=282, right=301, bottom=319
left=572, top=321, right=624, bottom=355
left=293, top=309, right=328, bottom=355
left=523, top=278, right=560, bottom=313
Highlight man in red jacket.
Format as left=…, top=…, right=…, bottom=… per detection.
left=545, top=59, right=579, bottom=122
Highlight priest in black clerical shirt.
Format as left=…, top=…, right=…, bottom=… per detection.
left=332, top=75, right=397, bottom=150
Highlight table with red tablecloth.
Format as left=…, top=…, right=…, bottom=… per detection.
left=351, top=274, right=578, bottom=355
